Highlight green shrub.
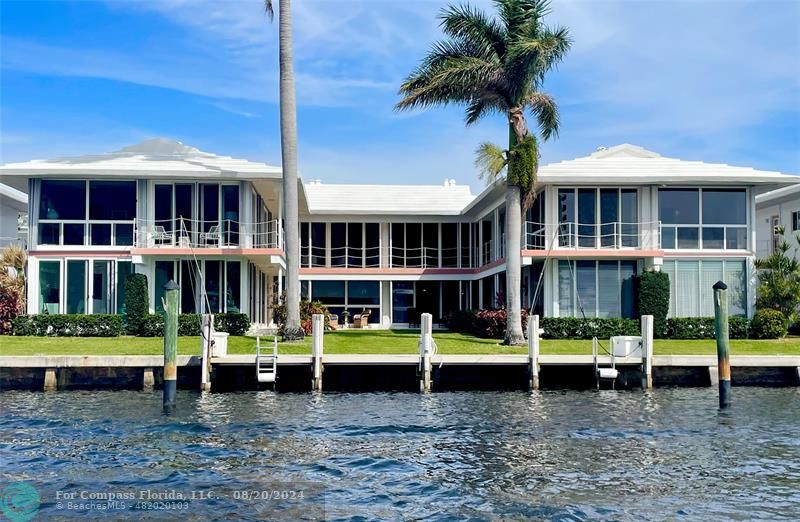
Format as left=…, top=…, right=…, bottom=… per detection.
left=12, top=314, right=124, bottom=337
left=750, top=309, right=788, bottom=339
left=638, top=270, right=670, bottom=337
left=472, top=309, right=529, bottom=339
left=139, top=313, right=251, bottom=337
left=540, top=317, right=640, bottom=340
left=274, top=299, right=328, bottom=337
left=728, top=316, right=750, bottom=339
left=124, top=273, right=149, bottom=335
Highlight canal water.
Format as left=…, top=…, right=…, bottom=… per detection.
left=1, top=388, right=799, bottom=521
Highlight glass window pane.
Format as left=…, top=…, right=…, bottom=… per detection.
left=348, top=281, right=379, bottom=305
left=558, top=260, right=574, bottom=316
left=677, top=227, right=699, bottom=249
left=311, top=280, right=345, bottom=305
left=441, top=223, right=458, bottom=267
left=407, top=223, right=422, bottom=267
left=202, top=184, right=219, bottom=233
left=39, top=223, right=60, bottom=245
left=659, top=189, right=699, bottom=224
left=39, top=261, right=61, bottom=314
left=205, top=260, right=222, bottom=313
left=576, top=260, right=597, bottom=317
left=726, top=227, right=747, bottom=250
left=116, top=261, right=133, bottom=314
left=89, top=181, right=136, bottom=220
left=311, top=223, right=326, bottom=267
left=330, top=223, right=346, bottom=267
left=702, top=189, right=746, bottom=225
left=90, top=223, right=112, bottom=245
left=597, top=261, right=619, bottom=318
left=365, top=223, right=380, bottom=267
left=600, top=189, right=618, bottom=248
left=442, top=281, right=460, bottom=318
left=661, top=226, right=676, bottom=249
left=702, top=227, right=724, bottom=249
left=661, top=261, right=677, bottom=317
left=180, top=261, right=197, bottom=314
left=154, top=261, right=174, bottom=313
left=154, top=184, right=173, bottom=226
left=578, top=189, right=596, bottom=248
left=92, top=260, right=112, bottom=314
left=300, top=223, right=310, bottom=267
left=620, top=189, right=639, bottom=247
left=391, top=224, right=405, bottom=268
left=63, top=223, right=85, bottom=245
left=558, top=189, right=575, bottom=247
left=39, top=180, right=86, bottom=220
left=225, top=261, right=241, bottom=312
left=66, top=260, right=87, bottom=314
left=700, top=261, right=723, bottom=316
left=348, top=223, right=364, bottom=267
left=423, top=223, right=438, bottom=267
left=222, top=185, right=239, bottom=245
left=620, top=261, right=637, bottom=318
left=725, top=260, right=747, bottom=316
left=392, top=281, right=414, bottom=323
left=115, top=223, right=134, bottom=246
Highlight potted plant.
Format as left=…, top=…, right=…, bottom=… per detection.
left=342, top=310, right=350, bottom=328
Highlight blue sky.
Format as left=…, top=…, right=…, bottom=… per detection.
left=1, top=0, right=798, bottom=192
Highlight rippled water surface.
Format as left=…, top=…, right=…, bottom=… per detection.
left=2, top=388, right=800, bottom=521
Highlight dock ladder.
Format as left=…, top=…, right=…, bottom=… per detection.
left=592, top=337, right=619, bottom=389
left=256, top=336, right=278, bottom=387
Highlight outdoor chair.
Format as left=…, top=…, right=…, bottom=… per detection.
left=353, top=309, right=371, bottom=329
left=200, top=225, right=221, bottom=246
left=152, top=225, right=174, bottom=246
left=328, top=313, right=339, bottom=330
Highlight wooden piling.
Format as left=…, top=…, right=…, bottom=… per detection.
left=713, top=280, right=731, bottom=408
left=641, top=315, right=654, bottom=390
left=163, top=280, right=179, bottom=412
left=311, top=313, right=324, bottom=391
left=528, top=315, right=540, bottom=390
left=419, top=313, right=433, bottom=393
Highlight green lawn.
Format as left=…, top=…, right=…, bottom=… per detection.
left=1, top=330, right=799, bottom=356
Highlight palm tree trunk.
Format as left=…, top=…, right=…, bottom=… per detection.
left=504, top=122, right=525, bottom=345
left=278, top=0, right=301, bottom=336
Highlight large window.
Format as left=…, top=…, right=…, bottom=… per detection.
left=558, top=260, right=638, bottom=318
left=38, top=180, right=136, bottom=246
left=558, top=188, right=639, bottom=248
left=39, top=261, right=61, bottom=314
left=661, top=260, right=747, bottom=317
left=309, top=280, right=380, bottom=324
left=39, top=259, right=132, bottom=315
left=659, top=188, right=747, bottom=250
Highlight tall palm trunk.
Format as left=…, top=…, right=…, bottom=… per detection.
left=278, top=0, right=301, bottom=335
left=504, top=121, right=526, bottom=345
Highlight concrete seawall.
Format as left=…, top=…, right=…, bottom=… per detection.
left=2, top=354, right=799, bottom=392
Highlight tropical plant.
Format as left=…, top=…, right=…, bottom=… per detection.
left=265, top=0, right=303, bottom=340
left=0, top=244, right=26, bottom=334
left=396, top=0, right=570, bottom=344
left=755, top=225, right=800, bottom=325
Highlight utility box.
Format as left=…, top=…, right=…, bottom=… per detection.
left=610, top=336, right=642, bottom=357
left=211, top=332, right=229, bottom=357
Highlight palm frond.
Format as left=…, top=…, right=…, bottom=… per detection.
left=465, top=93, right=507, bottom=125
left=525, top=91, right=559, bottom=140
left=475, top=142, right=508, bottom=182
left=264, top=0, right=273, bottom=21
left=440, top=4, right=507, bottom=59
left=505, top=24, right=570, bottom=101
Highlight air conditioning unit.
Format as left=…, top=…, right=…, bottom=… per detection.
left=610, top=336, right=642, bottom=357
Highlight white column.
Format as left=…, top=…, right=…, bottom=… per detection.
left=528, top=315, right=541, bottom=390
left=311, top=313, right=324, bottom=391
left=419, top=313, right=433, bottom=392
left=641, top=314, right=654, bottom=389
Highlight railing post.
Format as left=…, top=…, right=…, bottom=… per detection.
left=419, top=313, right=433, bottom=393
left=713, top=281, right=731, bottom=408
left=163, top=280, right=179, bottom=413
left=641, top=314, right=654, bottom=390
left=311, top=313, right=324, bottom=391
left=528, top=315, right=541, bottom=390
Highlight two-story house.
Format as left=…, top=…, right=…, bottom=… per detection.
left=2, top=141, right=798, bottom=328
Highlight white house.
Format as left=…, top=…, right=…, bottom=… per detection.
left=2, top=140, right=798, bottom=326
left=0, top=182, right=28, bottom=248
left=755, top=184, right=800, bottom=260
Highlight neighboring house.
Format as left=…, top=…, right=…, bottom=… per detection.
left=755, top=184, right=800, bottom=260
left=1, top=140, right=798, bottom=325
left=0, top=182, right=28, bottom=248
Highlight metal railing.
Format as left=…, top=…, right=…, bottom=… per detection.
left=134, top=218, right=282, bottom=249
left=525, top=221, right=661, bottom=250
left=301, top=245, right=476, bottom=269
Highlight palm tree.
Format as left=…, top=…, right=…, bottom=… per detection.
left=396, top=0, right=570, bottom=345
left=265, top=0, right=302, bottom=338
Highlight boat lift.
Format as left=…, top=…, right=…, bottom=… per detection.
left=256, top=336, right=278, bottom=388
left=593, top=336, right=643, bottom=389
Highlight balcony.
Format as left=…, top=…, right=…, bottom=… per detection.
left=525, top=221, right=661, bottom=251
left=134, top=218, right=282, bottom=250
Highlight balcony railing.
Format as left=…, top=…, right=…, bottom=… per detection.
left=135, top=218, right=282, bottom=249
left=525, top=221, right=661, bottom=250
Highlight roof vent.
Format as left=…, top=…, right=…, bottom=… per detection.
left=596, top=146, right=607, bottom=152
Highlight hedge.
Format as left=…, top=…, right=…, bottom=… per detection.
left=12, top=314, right=125, bottom=337
left=664, top=316, right=749, bottom=340
left=139, top=313, right=251, bottom=337
left=540, top=317, right=640, bottom=340
left=638, top=271, right=670, bottom=337
left=124, top=273, right=149, bottom=335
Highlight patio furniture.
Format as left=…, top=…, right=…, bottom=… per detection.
left=328, top=313, right=339, bottom=330
left=152, top=225, right=174, bottom=246
left=352, top=309, right=371, bottom=329
left=200, top=225, right=220, bottom=246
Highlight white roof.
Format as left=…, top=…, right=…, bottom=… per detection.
left=0, top=182, right=27, bottom=205
left=304, top=181, right=475, bottom=215
left=755, top=183, right=800, bottom=205
left=0, top=138, right=282, bottom=179
left=536, top=144, right=800, bottom=186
